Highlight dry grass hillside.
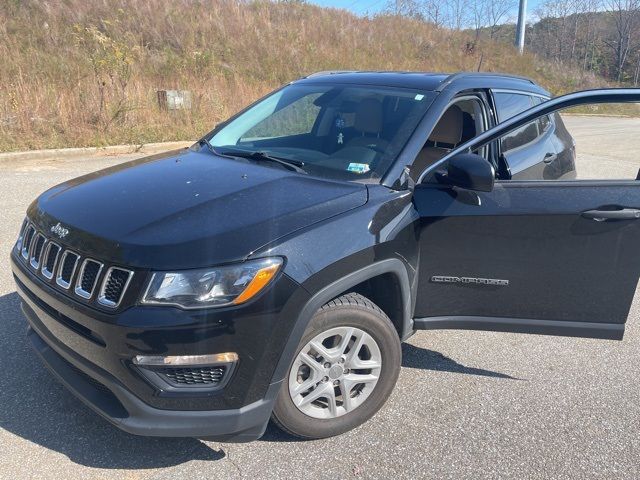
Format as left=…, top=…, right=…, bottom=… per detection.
left=0, top=0, right=612, bottom=152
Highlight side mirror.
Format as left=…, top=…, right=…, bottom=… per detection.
left=441, top=153, right=495, bottom=192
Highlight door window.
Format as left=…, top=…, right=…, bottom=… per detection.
left=468, top=101, right=640, bottom=182
left=494, top=92, right=533, bottom=122
left=493, top=92, right=540, bottom=152
left=410, top=96, right=488, bottom=179
left=421, top=99, right=640, bottom=183
left=531, top=96, right=553, bottom=132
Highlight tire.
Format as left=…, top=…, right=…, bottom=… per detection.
left=271, top=293, right=402, bottom=439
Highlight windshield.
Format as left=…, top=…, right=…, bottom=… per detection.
left=207, top=83, right=436, bottom=182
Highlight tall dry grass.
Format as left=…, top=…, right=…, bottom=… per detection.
left=0, top=0, right=608, bottom=152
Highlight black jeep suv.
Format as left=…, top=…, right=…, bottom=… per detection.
left=11, top=71, right=640, bottom=442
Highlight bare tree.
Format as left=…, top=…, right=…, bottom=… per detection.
left=387, top=0, right=425, bottom=19
left=485, top=0, right=517, bottom=38
left=419, top=0, right=446, bottom=27
left=444, top=0, right=470, bottom=30
left=535, top=0, right=576, bottom=61
left=605, top=0, right=640, bottom=81
left=580, top=0, right=603, bottom=71
left=392, top=0, right=639, bottom=85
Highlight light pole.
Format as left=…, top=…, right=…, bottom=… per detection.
left=515, top=0, right=527, bottom=54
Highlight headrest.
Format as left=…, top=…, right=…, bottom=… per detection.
left=354, top=98, right=383, bottom=134
left=429, top=105, right=463, bottom=145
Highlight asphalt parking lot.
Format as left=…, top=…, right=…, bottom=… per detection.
left=0, top=116, right=639, bottom=479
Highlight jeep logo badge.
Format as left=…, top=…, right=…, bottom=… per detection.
left=50, top=222, right=69, bottom=239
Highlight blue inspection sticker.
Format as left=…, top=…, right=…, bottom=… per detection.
left=347, top=163, right=370, bottom=174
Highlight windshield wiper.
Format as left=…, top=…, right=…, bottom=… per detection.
left=216, top=149, right=307, bottom=174
left=197, top=137, right=216, bottom=155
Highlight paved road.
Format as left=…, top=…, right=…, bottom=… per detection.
left=563, top=115, right=640, bottom=179
left=1, top=118, right=639, bottom=479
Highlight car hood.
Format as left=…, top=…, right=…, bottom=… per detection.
left=29, top=148, right=368, bottom=269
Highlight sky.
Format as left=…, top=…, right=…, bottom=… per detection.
left=307, top=0, right=544, bottom=22
left=310, top=0, right=389, bottom=16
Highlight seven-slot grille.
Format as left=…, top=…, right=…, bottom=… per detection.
left=16, top=220, right=133, bottom=309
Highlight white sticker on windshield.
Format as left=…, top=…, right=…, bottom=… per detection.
left=347, top=163, right=370, bottom=174
left=415, top=94, right=424, bottom=100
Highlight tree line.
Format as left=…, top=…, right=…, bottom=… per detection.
left=388, top=0, right=640, bottom=84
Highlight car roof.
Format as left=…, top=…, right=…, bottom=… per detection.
left=295, top=71, right=550, bottom=97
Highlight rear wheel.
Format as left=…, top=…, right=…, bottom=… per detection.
left=272, top=293, right=401, bottom=439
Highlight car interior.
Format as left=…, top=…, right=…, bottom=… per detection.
left=225, top=88, right=492, bottom=182
left=344, top=97, right=390, bottom=152
left=410, top=97, right=487, bottom=180
left=235, top=88, right=434, bottom=179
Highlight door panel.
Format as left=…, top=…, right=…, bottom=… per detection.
left=412, top=181, right=640, bottom=335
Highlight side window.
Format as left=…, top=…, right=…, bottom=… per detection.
left=242, top=94, right=321, bottom=140
left=531, top=96, right=552, bottom=132
left=424, top=100, right=639, bottom=184
left=410, top=96, right=488, bottom=180
left=493, top=92, right=540, bottom=152
left=490, top=101, right=640, bottom=181
left=538, top=112, right=551, bottom=131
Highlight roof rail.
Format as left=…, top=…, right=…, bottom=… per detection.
left=305, top=70, right=358, bottom=78
left=436, top=71, right=535, bottom=91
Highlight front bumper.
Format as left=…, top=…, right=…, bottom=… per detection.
left=27, top=323, right=281, bottom=440
left=11, top=251, right=309, bottom=440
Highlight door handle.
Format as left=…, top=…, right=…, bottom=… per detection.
left=543, top=152, right=557, bottom=164
left=582, top=208, right=640, bottom=221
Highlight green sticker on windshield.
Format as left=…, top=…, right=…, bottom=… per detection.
left=347, top=163, right=370, bottom=174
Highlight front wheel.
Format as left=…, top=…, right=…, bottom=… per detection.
left=272, top=293, right=401, bottom=439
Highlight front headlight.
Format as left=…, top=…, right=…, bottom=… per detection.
left=141, top=258, right=283, bottom=309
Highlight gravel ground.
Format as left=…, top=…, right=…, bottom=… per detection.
left=0, top=117, right=639, bottom=479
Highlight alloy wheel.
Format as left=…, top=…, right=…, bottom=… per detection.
left=288, top=326, right=382, bottom=419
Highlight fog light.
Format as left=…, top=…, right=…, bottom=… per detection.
left=133, top=353, right=238, bottom=391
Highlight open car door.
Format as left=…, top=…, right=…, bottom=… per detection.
left=411, top=89, right=640, bottom=340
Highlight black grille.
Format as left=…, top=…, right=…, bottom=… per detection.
left=31, top=234, right=46, bottom=267
left=80, top=260, right=101, bottom=295
left=59, top=252, right=79, bottom=285
left=100, top=268, right=131, bottom=306
left=43, top=244, right=60, bottom=275
left=17, top=220, right=134, bottom=308
left=22, top=226, right=35, bottom=257
left=160, top=366, right=227, bottom=386
left=17, top=219, right=28, bottom=250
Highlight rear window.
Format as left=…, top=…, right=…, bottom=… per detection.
left=494, top=92, right=539, bottom=152
left=531, top=96, right=553, bottom=132
left=494, top=92, right=533, bottom=122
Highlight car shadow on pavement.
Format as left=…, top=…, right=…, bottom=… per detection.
left=0, top=290, right=518, bottom=464
left=0, top=292, right=226, bottom=469
left=401, top=343, right=519, bottom=380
